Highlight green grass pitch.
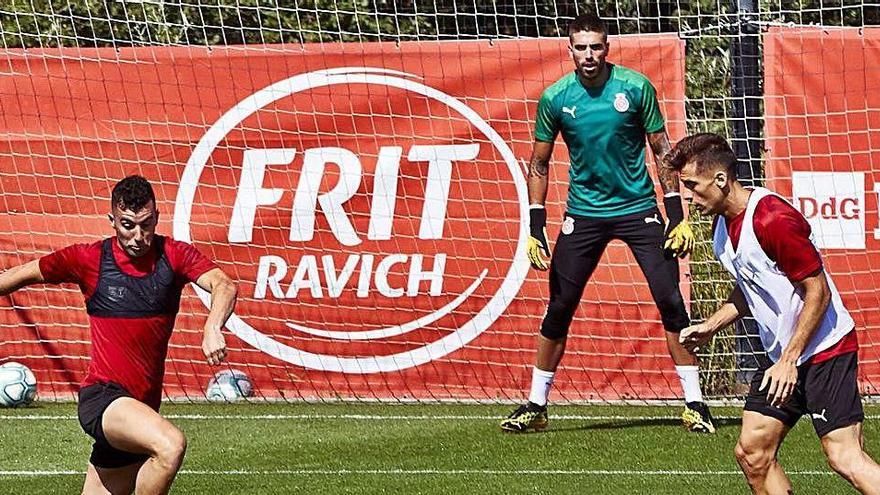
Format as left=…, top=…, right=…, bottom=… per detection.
left=1, top=402, right=877, bottom=494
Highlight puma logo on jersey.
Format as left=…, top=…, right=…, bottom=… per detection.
left=644, top=213, right=661, bottom=225
left=811, top=409, right=828, bottom=422
left=562, top=106, right=577, bottom=118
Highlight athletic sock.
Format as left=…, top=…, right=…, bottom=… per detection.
left=527, top=367, right=555, bottom=407
left=675, top=365, right=703, bottom=404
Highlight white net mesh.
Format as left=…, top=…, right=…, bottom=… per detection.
left=1, top=1, right=879, bottom=403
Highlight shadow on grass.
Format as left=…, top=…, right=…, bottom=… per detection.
left=542, top=417, right=742, bottom=433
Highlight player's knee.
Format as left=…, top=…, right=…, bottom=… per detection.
left=655, top=294, right=688, bottom=332
left=541, top=298, right=577, bottom=340
left=540, top=323, right=569, bottom=340
left=734, top=440, right=774, bottom=477
left=655, top=289, right=683, bottom=309
left=824, top=444, right=861, bottom=481
left=153, top=427, right=187, bottom=470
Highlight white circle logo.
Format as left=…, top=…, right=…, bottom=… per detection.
left=614, top=92, right=630, bottom=112
left=561, top=216, right=575, bottom=235
left=174, top=67, right=529, bottom=373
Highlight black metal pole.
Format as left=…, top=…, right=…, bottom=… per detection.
left=730, top=0, right=763, bottom=186
left=730, top=0, right=767, bottom=391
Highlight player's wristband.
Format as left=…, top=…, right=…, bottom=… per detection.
left=663, top=194, right=685, bottom=229
left=529, top=205, right=547, bottom=238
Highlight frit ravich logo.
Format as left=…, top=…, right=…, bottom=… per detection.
left=175, top=67, right=529, bottom=373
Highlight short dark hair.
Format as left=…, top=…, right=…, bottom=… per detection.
left=568, top=13, right=607, bottom=38
left=667, top=133, right=738, bottom=178
left=111, top=175, right=156, bottom=212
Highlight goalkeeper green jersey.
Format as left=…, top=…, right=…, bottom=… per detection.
left=534, top=64, right=665, bottom=218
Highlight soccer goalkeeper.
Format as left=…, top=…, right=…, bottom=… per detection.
left=501, top=13, right=713, bottom=433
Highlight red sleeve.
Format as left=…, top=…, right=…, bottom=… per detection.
left=38, top=243, right=95, bottom=285
left=164, top=238, right=218, bottom=283
left=753, top=195, right=823, bottom=282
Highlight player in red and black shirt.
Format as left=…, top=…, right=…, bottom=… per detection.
left=0, top=176, right=237, bottom=495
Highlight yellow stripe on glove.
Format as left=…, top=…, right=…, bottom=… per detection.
left=527, top=230, right=550, bottom=271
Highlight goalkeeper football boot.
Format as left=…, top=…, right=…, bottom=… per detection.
left=682, top=401, right=716, bottom=434
left=500, top=402, right=548, bottom=433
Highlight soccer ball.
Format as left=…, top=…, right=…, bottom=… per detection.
left=0, top=362, right=37, bottom=408
left=205, top=369, right=253, bottom=402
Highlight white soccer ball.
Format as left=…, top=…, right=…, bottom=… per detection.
left=0, top=361, right=37, bottom=408
left=205, top=369, right=253, bottom=402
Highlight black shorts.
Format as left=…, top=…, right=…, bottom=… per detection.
left=78, top=382, right=150, bottom=468
left=744, top=351, right=864, bottom=437
left=542, top=207, right=689, bottom=335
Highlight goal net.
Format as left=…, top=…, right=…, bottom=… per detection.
left=1, top=1, right=878, bottom=403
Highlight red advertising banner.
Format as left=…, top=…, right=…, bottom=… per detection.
left=764, top=27, right=880, bottom=391
left=0, top=36, right=686, bottom=402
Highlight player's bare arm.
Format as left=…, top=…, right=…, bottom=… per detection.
left=525, top=140, right=555, bottom=270
left=649, top=130, right=695, bottom=258
left=0, top=259, right=45, bottom=296
left=526, top=140, right=554, bottom=206
left=194, top=267, right=238, bottom=366
left=680, top=286, right=749, bottom=352
left=761, top=270, right=831, bottom=407
left=647, top=130, right=677, bottom=195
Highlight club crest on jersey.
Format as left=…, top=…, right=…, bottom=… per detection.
left=108, top=286, right=126, bottom=302
left=613, top=93, right=630, bottom=112
left=561, top=216, right=575, bottom=235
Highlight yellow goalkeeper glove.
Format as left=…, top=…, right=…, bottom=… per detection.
left=527, top=206, right=551, bottom=271
left=663, top=194, right=695, bottom=259
left=664, top=222, right=695, bottom=258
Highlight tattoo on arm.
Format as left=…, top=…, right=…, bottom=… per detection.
left=529, top=157, right=549, bottom=178
left=649, top=132, right=678, bottom=194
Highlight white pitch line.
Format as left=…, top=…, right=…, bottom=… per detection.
left=0, top=469, right=836, bottom=477
left=0, top=414, right=735, bottom=421
left=2, top=413, right=880, bottom=422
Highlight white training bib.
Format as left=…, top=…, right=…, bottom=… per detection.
left=713, top=187, right=853, bottom=365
